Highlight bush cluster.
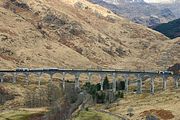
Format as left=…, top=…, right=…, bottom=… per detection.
left=82, top=77, right=124, bottom=104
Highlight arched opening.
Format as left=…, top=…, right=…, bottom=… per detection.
left=89, top=73, right=101, bottom=85
left=116, top=74, right=125, bottom=91
left=52, top=72, right=69, bottom=90
left=59, top=73, right=76, bottom=92
left=167, top=76, right=175, bottom=90
left=127, top=74, right=137, bottom=93
left=154, top=76, right=163, bottom=92
left=52, top=73, right=62, bottom=82
left=40, top=72, right=51, bottom=84
left=64, top=73, right=75, bottom=83
left=27, top=73, right=40, bottom=85
left=1, top=73, right=13, bottom=83
left=79, top=73, right=89, bottom=87
left=15, top=73, right=30, bottom=84
left=142, top=75, right=152, bottom=93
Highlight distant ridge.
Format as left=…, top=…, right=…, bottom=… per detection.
left=154, top=18, right=180, bottom=39
left=144, top=0, right=176, bottom=4
left=90, top=0, right=176, bottom=27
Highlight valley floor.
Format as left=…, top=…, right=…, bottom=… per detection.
left=0, top=108, right=46, bottom=120
left=93, top=89, right=180, bottom=120
left=1, top=80, right=180, bottom=120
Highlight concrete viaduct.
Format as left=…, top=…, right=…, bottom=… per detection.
left=0, top=68, right=179, bottom=94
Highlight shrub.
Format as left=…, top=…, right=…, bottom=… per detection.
left=116, top=91, right=124, bottom=99
left=96, top=91, right=106, bottom=103
left=83, top=82, right=97, bottom=100
left=85, top=107, right=89, bottom=111
left=103, top=76, right=109, bottom=90
left=146, top=114, right=159, bottom=120
left=127, top=107, right=134, bottom=117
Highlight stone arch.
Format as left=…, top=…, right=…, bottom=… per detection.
left=62, top=72, right=78, bottom=91
left=27, top=73, right=41, bottom=85
left=16, top=72, right=25, bottom=83
left=1, top=73, right=13, bottom=83
left=64, top=72, right=76, bottom=83
left=85, top=72, right=101, bottom=85
left=40, top=72, right=52, bottom=83
left=141, top=74, right=149, bottom=92
left=125, top=74, right=138, bottom=93
left=52, top=72, right=63, bottom=82
left=79, top=73, right=90, bottom=86
left=50, top=72, right=66, bottom=89
left=154, top=75, right=164, bottom=92
left=15, top=72, right=29, bottom=84
left=115, top=73, right=126, bottom=91
left=166, top=75, right=175, bottom=89
left=141, top=74, right=155, bottom=93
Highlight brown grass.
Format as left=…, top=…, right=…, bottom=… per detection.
left=141, top=109, right=174, bottom=120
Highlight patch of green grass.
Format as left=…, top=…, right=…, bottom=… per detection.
left=74, top=110, right=121, bottom=120
left=0, top=110, right=42, bottom=120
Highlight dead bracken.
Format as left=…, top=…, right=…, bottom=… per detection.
left=141, top=109, right=174, bottom=120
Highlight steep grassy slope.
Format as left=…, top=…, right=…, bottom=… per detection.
left=0, top=0, right=179, bottom=71
left=0, top=1, right=179, bottom=119
left=154, top=18, right=180, bottom=38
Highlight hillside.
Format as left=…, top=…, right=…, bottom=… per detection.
left=99, top=89, right=180, bottom=119
left=0, top=0, right=179, bottom=71
left=154, top=18, right=180, bottom=38
left=0, top=0, right=180, bottom=120
left=144, top=0, right=176, bottom=3
left=89, top=0, right=176, bottom=27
